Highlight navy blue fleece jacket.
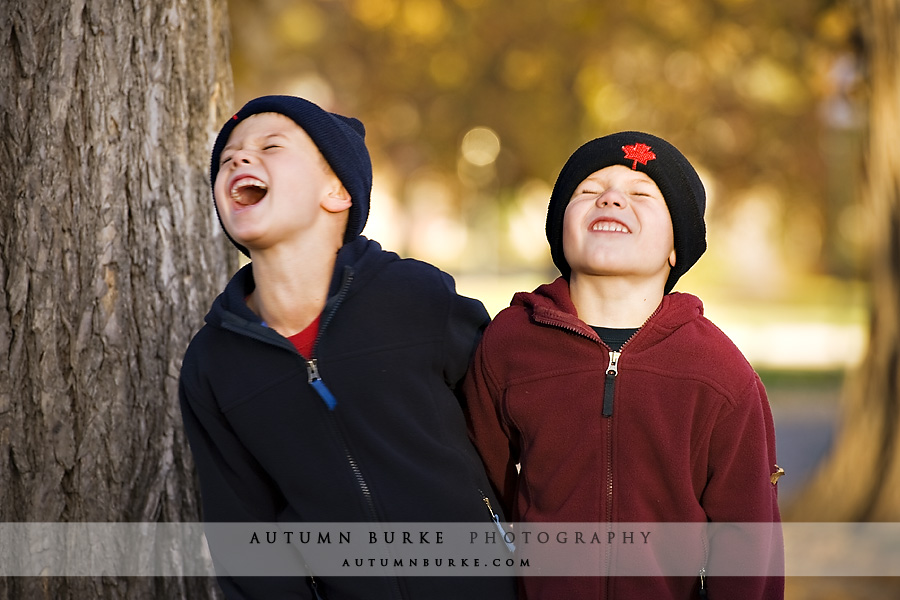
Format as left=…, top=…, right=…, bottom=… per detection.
left=179, top=236, right=515, bottom=600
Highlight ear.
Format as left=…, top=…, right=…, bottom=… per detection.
left=322, top=182, right=352, bottom=214
left=668, top=249, right=677, bottom=268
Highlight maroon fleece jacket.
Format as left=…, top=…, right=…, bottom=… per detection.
left=464, top=278, right=783, bottom=599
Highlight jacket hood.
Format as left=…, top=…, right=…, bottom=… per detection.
left=511, top=277, right=704, bottom=351
left=205, top=236, right=393, bottom=329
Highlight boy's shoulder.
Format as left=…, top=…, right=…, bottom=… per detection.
left=669, top=299, right=751, bottom=365
left=381, top=253, right=449, bottom=286
left=340, top=238, right=489, bottom=326
left=477, top=288, right=562, bottom=351
left=347, top=237, right=450, bottom=290
left=179, top=322, right=225, bottom=386
left=655, top=294, right=761, bottom=398
left=362, top=252, right=465, bottom=308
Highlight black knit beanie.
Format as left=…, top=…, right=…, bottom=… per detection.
left=210, top=95, right=372, bottom=257
left=545, top=131, right=706, bottom=294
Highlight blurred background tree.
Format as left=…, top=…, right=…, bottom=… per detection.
left=229, top=0, right=865, bottom=295
left=787, top=0, right=900, bottom=523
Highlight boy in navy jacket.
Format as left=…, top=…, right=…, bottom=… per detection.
left=179, top=95, right=515, bottom=600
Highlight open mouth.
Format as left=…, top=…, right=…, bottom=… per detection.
left=230, top=177, right=268, bottom=207
left=590, top=219, right=631, bottom=233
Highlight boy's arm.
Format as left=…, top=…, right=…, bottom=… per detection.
left=703, top=374, right=784, bottom=599
left=460, top=333, right=519, bottom=519
left=439, top=271, right=491, bottom=391
left=178, top=365, right=314, bottom=599
left=440, top=273, right=519, bottom=519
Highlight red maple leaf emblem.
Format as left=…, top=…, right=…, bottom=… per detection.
left=622, top=143, right=656, bottom=169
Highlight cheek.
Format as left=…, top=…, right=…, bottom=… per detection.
left=213, top=186, right=226, bottom=209
left=650, top=216, right=675, bottom=255
left=213, top=189, right=234, bottom=223
left=659, top=214, right=675, bottom=246
left=560, top=215, right=579, bottom=256
left=213, top=175, right=230, bottom=209
left=561, top=208, right=591, bottom=267
left=561, top=204, right=582, bottom=240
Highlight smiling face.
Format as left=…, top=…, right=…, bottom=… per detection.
left=213, top=112, right=349, bottom=254
left=562, top=164, right=676, bottom=287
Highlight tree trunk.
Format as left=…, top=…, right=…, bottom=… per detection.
left=787, top=0, right=900, bottom=522
left=0, top=0, right=235, bottom=597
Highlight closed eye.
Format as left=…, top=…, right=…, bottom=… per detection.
left=629, top=181, right=661, bottom=198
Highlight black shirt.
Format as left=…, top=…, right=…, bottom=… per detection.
left=591, top=326, right=639, bottom=351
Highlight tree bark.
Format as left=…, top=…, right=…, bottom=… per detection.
left=0, top=0, right=235, bottom=597
left=787, top=0, right=900, bottom=522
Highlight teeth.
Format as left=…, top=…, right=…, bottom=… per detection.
left=230, top=177, right=267, bottom=201
left=591, top=221, right=630, bottom=233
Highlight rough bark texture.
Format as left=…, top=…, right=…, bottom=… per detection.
left=787, top=0, right=900, bottom=522
left=0, top=0, right=235, bottom=597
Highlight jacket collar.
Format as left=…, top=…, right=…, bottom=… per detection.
left=512, top=277, right=704, bottom=351
left=205, top=236, right=391, bottom=328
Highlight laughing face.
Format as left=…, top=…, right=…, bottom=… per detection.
left=213, top=112, right=348, bottom=253
left=562, top=164, right=675, bottom=285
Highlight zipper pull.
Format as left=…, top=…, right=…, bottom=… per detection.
left=602, top=351, right=620, bottom=417
left=307, top=359, right=337, bottom=410
left=482, top=494, right=516, bottom=553
left=310, top=575, right=325, bottom=600
left=698, top=567, right=708, bottom=598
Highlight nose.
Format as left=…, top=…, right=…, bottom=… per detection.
left=228, top=148, right=255, bottom=167
left=596, top=188, right=628, bottom=208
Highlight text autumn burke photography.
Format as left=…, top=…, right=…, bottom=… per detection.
left=246, top=527, right=652, bottom=547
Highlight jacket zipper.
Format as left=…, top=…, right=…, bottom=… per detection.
left=532, top=305, right=660, bottom=596
left=604, top=416, right=614, bottom=595
left=602, top=351, right=620, bottom=417
left=698, top=526, right=710, bottom=597
left=531, top=315, right=621, bottom=587
left=306, top=359, right=336, bottom=410
left=298, top=267, right=378, bottom=521
left=310, top=268, right=403, bottom=600
left=302, top=269, right=382, bottom=522
left=599, top=323, right=645, bottom=418
left=305, top=267, right=354, bottom=411
left=309, top=575, right=325, bottom=600
left=599, top=323, right=647, bottom=596
left=226, top=267, right=377, bottom=521
left=223, top=266, right=403, bottom=599
left=480, top=489, right=516, bottom=553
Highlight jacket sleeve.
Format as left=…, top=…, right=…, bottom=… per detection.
left=703, top=373, right=784, bottom=600
left=439, top=271, right=491, bottom=391
left=179, top=356, right=313, bottom=599
left=460, top=328, right=520, bottom=519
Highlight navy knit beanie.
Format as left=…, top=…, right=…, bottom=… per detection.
left=210, top=95, right=372, bottom=256
left=545, top=131, right=706, bottom=294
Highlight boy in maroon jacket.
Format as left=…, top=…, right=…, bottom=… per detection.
left=464, top=132, right=784, bottom=599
